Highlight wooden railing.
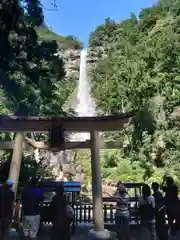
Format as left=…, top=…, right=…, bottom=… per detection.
left=74, top=203, right=139, bottom=225
left=41, top=196, right=140, bottom=226
left=14, top=189, right=142, bottom=227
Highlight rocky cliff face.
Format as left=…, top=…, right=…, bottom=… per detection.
left=58, top=47, right=106, bottom=77
left=58, top=49, right=81, bottom=77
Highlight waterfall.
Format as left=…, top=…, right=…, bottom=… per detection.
left=71, top=49, right=96, bottom=141
left=77, top=49, right=96, bottom=118
left=53, top=49, right=96, bottom=179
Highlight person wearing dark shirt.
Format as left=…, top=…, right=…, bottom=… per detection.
left=138, top=184, right=157, bottom=240
left=152, top=182, right=167, bottom=240
left=50, top=185, right=71, bottom=240
left=162, top=176, right=179, bottom=229
left=22, top=177, right=44, bottom=240
left=0, top=179, right=14, bottom=240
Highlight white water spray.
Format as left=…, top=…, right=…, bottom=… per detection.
left=55, top=49, right=96, bottom=175
left=77, top=49, right=96, bottom=117
left=71, top=49, right=96, bottom=141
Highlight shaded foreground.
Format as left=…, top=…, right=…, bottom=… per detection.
left=36, top=224, right=180, bottom=240
left=36, top=224, right=134, bottom=240
left=36, top=225, right=115, bottom=240
left=7, top=224, right=180, bottom=239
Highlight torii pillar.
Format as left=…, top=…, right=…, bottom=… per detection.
left=9, top=132, right=23, bottom=197
left=89, top=131, right=110, bottom=239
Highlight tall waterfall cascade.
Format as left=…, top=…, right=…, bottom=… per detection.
left=53, top=49, right=96, bottom=180
left=71, top=49, right=96, bottom=141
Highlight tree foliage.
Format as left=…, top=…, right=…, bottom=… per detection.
left=89, top=0, right=180, bottom=183
left=38, top=27, right=84, bottom=50
left=0, top=0, right=68, bottom=116
left=0, top=0, right=77, bottom=186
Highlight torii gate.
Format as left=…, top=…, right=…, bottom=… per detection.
left=0, top=112, right=133, bottom=239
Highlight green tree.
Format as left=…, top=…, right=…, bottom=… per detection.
left=0, top=0, right=67, bottom=116
left=89, top=0, right=180, bottom=183
left=0, top=0, right=77, bottom=186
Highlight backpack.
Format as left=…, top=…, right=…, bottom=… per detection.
left=139, top=198, right=154, bottom=221
left=66, top=204, right=74, bottom=220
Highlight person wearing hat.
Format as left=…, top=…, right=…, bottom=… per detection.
left=6, top=179, right=14, bottom=187
left=0, top=179, right=15, bottom=240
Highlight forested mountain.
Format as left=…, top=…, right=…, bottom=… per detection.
left=85, top=0, right=180, bottom=184
left=38, top=26, right=83, bottom=50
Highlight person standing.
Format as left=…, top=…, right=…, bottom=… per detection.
left=22, top=177, right=44, bottom=240
left=115, top=184, right=130, bottom=240
left=0, top=179, right=14, bottom=240
left=50, top=185, right=71, bottom=240
left=138, top=184, right=157, bottom=240
left=151, top=182, right=167, bottom=240
left=162, top=176, right=179, bottom=228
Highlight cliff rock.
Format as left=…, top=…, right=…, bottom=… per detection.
left=57, top=47, right=106, bottom=77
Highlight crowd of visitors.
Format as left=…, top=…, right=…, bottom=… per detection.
left=115, top=176, right=180, bottom=240
left=0, top=177, right=73, bottom=240
left=0, top=175, right=179, bottom=240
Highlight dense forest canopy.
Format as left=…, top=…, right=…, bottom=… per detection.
left=83, top=0, right=180, bottom=185
left=0, top=0, right=81, bottom=186
left=0, top=0, right=77, bottom=116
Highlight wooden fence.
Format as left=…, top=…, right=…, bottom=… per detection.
left=73, top=203, right=139, bottom=225
left=16, top=183, right=144, bottom=227
left=41, top=196, right=140, bottom=226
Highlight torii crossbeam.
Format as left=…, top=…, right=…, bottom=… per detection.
left=0, top=113, right=133, bottom=132
left=0, top=112, right=134, bottom=236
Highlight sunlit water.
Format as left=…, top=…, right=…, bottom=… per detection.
left=57, top=49, right=96, bottom=171
left=71, top=49, right=96, bottom=142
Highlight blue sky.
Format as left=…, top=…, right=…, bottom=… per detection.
left=42, top=0, right=158, bottom=46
